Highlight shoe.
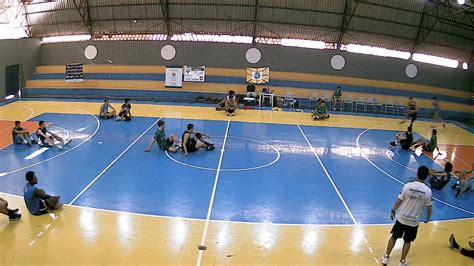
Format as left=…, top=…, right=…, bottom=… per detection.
left=9, top=213, right=21, bottom=221
left=66, top=139, right=72, bottom=145
left=206, top=144, right=215, bottom=150
left=26, top=142, right=32, bottom=146
left=449, top=234, right=460, bottom=249
left=381, top=254, right=390, bottom=265
left=8, top=208, right=19, bottom=214
left=443, top=123, right=446, bottom=128
left=409, top=146, right=416, bottom=152
left=58, top=145, right=63, bottom=150
left=399, top=259, right=407, bottom=266
left=116, top=117, right=121, bottom=121
left=389, top=141, right=396, bottom=147
left=455, top=188, right=461, bottom=198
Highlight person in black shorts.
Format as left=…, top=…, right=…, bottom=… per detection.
left=182, top=123, right=215, bottom=156
left=399, top=97, right=418, bottom=127
left=382, top=166, right=432, bottom=266
left=116, top=98, right=132, bottom=121
left=144, top=120, right=180, bottom=153
left=36, top=120, right=70, bottom=150
left=428, top=162, right=453, bottom=190
left=23, top=171, right=63, bottom=216
left=389, top=126, right=413, bottom=150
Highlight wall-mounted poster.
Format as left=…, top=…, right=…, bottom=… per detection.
left=165, top=66, right=183, bottom=88
left=246, top=67, right=270, bottom=84
left=183, top=66, right=205, bottom=82
left=65, top=63, right=84, bottom=83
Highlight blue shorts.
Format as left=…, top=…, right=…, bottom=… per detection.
left=13, top=135, right=23, bottom=144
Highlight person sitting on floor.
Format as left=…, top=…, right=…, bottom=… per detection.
left=312, top=100, right=330, bottom=120
left=410, top=129, right=438, bottom=153
left=99, top=98, right=116, bottom=119
left=24, top=171, right=63, bottom=216
left=144, top=120, right=181, bottom=153
left=116, top=98, right=132, bottom=121
left=36, top=121, right=70, bottom=150
left=182, top=123, right=215, bottom=156
left=453, top=163, right=473, bottom=198
left=390, top=126, right=413, bottom=150
left=0, top=197, right=21, bottom=221
left=449, top=234, right=474, bottom=258
left=224, top=90, right=238, bottom=116
left=12, top=120, right=35, bottom=146
left=428, top=162, right=453, bottom=190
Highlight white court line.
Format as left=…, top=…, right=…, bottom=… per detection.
left=165, top=135, right=280, bottom=172
left=0, top=191, right=471, bottom=227
left=296, top=123, right=357, bottom=224
left=0, top=104, right=101, bottom=177
left=356, top=127, right=474, bottom=215
left=69, top=113, right=167, bottom=205
left=24, top=147, right=50, bottom=160
left=196, top=117, right=231, bottom=266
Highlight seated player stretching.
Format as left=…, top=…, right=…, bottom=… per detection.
left=182, top=123, right=215, bottom=156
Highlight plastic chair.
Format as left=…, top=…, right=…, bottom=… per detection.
left=373, top=98, right=384, bottom=113
left=322, top=93, right=332, bottom=109
left=309, top=93, right=319, bottom=109
left=283, top=92, right=296, bottom=109
left=366, top=97, right=375, bottom=113
left=395, top=100, right=406, bottom=116
left=343, top=95, right=353, bottom=112
left=385, top=100, right=395, bottom=115
left=355, top=97, right=366, bottom=112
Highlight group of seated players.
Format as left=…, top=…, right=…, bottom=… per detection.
left=145, top=120, right=215, bottom=156
left=12, top=120, right=71, bottom=150
left=389, top=125, right=472, bottom=198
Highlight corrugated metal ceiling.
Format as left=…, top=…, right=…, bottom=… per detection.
left=21, top=0, right=474, bottom=62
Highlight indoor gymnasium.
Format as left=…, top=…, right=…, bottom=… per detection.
left=0, top=0, right=473, bottom=265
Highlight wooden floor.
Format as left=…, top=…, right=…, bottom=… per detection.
left=0, top=100, right=472, bottom=265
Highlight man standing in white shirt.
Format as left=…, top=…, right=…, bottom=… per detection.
left=382, top=165, right=432, bottom=266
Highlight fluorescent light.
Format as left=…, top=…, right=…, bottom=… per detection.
left=462, top=62, right=468, bottom=70
left=412, top=53, right=459, bottom=68
left=5, top=95, right=15, bottom=100
left=170, top=33, right=252, bottom=43
left=42, top=35, right=91, bottom=43
left=345, top=44, right=411, bottom=59
left=281, top=38, right=326, bottom=49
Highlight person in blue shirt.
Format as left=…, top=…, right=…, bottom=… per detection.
left=23, top=171, right=63, bottom=215
left=99, top=98, right=117, bottom=119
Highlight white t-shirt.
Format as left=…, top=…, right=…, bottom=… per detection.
left=397, top=181, right=432, bottom=227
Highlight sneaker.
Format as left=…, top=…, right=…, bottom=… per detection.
left=455, top=188, right=461, bottom=198
left=449, top=234, right=460, bottom=249
left=399, top=259, right=407, bottom=266
left=9, top=213, right=21, bottom=221
left=8, top=208, right=19, bottom=214
left=389, top=141, right=396, bottom=147
left=409, top=146, right=416, bottom=152
left=116, top=117, right=121, bottom=121
left=381, top=254, right=390, bottom=265
left=66, top=139, right=72, bottom=145
left=26, top=142, right=32, bottom=146
left=58, top=145, right=63, bottom=150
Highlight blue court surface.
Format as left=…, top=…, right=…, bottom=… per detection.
left=1, top=113, right=472, bottom=225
